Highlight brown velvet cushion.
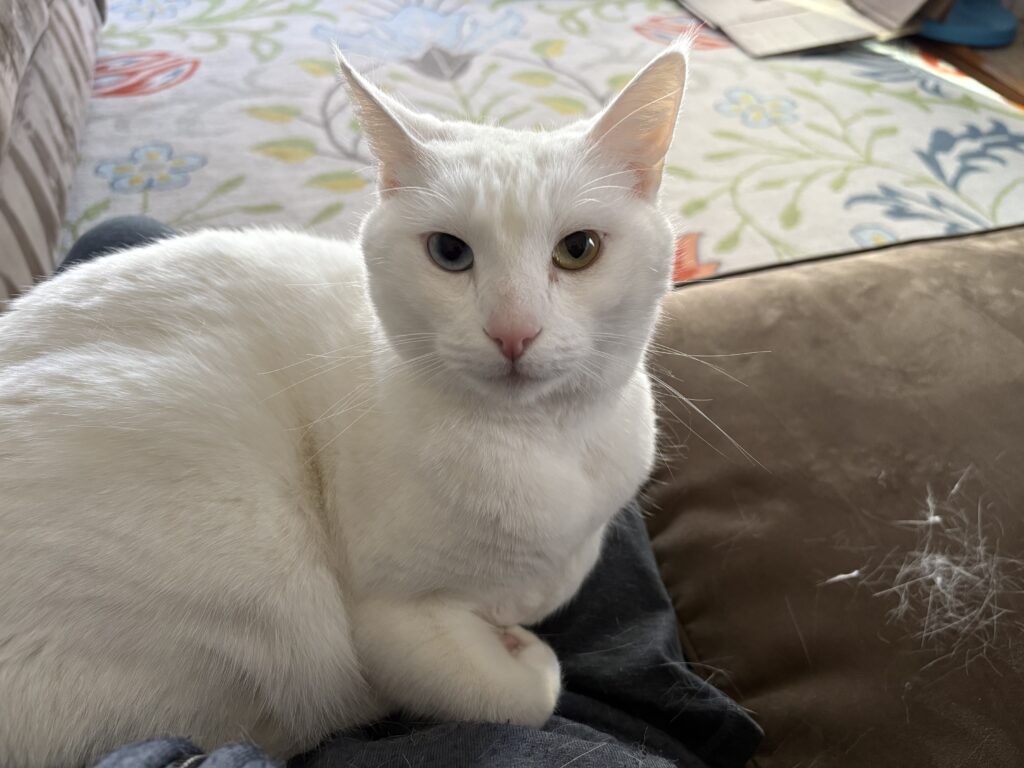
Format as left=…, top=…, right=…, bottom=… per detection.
left=644, top=228, right=1024, bottom=767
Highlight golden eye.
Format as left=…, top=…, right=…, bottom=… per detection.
left=552, top=230, right=601, bottom=271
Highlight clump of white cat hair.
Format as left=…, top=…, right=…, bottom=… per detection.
left=827, top=466, right=1024, bottom=670
left=0, top=39, right=691, bottom=768
left=872, top=467, right=1024, bottom=668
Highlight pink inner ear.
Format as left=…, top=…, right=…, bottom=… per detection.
left=379, top=168, right=401, bottom=193
left=629, top=162, right=647, bottom=196
left=631, top=161, right=664, bottom=200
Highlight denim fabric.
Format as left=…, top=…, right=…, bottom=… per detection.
left=94, top=508, right=761, bottom=768
left=94, top=740, right=274, bottom=768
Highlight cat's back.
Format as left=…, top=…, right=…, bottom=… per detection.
left=0, top=228, right=371, bottom=484
left=0, top=226, right=373, bottom=526
left=1, top=228, right=367, bottom=360
left=0, top=228, right=377, bottom=766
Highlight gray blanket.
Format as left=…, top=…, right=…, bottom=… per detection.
left=94, top=506, right=761, bottom=768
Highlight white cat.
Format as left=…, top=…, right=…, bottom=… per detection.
left=0, top=42, right=688, bottom=768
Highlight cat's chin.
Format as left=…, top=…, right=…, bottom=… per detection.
left=460, top=366, right=568, bottom=404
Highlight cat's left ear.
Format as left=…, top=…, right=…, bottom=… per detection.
left=586, top=40, right=689, bottom=200
left=334, top=49, right=424, bottom=192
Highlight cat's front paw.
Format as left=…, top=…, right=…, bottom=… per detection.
left=495, top=625, right=560, bottom=726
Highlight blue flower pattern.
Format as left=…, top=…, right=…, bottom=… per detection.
left=110, top=0, right=192, bottom=23
left=916, top=120, right=1024, bottom=192
left=841, top=51, right=949, bottom=98
left=715, top=89, right=798, bottom=129
left=845, top=184, right=988, bottom=235
left=96, top=142, right=207, bottom=194
left=846, top=120, right=1024, bottom=234
left=314, top=5, right=524, bottom=79
left=850, top=224, right=897, bottom=247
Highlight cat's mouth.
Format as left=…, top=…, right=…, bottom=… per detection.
left=477, top=362, right=549, bottom=390
left=491, top=366, right=537, bottom=386
left=442, top=348, right=574, bottom=399
left=505, top=367, right=531, bottom=383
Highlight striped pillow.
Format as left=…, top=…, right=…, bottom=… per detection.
left=0, top=0, right=105, bottom=304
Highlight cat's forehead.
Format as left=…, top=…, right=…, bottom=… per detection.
left=434, top=122, right=582, bottom=171
left=424, top=123, right=593, bottom=215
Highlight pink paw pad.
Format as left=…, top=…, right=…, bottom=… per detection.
left=499, top=629, right=528, bottom=656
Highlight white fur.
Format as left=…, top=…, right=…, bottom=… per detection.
left=0, top=43, right=689, bottom=767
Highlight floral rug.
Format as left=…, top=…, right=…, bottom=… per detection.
left=64, top=0, right=1024, bottom=281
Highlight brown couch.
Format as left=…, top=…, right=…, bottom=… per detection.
left=0, top=0, right=104, bottom=301
left=646, top=226, right=1024, bottom=767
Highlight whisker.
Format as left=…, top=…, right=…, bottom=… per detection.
left=592, top=335, right=754, bottom=388
left=647, top=371, right=764, bottom=470
left=580, top=166, right=657, bottom=188
left=262, top=357, right=355, bottom=400
left=383, top=185, right=457, bottom=212
left=573, top=184, right=632, bottom=195
left=284, top=280, right=364, bottom=288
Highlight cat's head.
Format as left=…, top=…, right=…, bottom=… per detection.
left=338, top=42, right=688, bottom=407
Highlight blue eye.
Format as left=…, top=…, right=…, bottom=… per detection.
left=426, top=233, right=474, bottom=272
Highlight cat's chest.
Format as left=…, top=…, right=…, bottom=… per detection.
left=429, top=424, right=601, bottom=533
left=365, top=395, right=653, bottom=593
left=337, top=378, right=656, bottom=606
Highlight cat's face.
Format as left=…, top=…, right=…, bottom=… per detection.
left=340, top=43, right=688, bottom=405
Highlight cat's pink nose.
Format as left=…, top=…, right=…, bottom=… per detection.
left=485, top=325, right=540, bottom=361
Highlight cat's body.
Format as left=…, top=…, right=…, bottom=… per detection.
left=0, top=44, right=688, bottom=768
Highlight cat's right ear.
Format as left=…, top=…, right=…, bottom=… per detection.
left=585, top=39, right=690, bottom=200
left=334, top=49, right=423, bottom=193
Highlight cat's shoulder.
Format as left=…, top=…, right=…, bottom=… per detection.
left=0, top=228, right=369, bottom=365
left=8, top=228, right=364, bottom=313
left=161, top=227, right=361, bottom=268
left=81, top=226, right=361, bottom=282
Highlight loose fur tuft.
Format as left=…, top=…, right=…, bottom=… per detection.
left=825, top=466, right=1024, bottom=672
